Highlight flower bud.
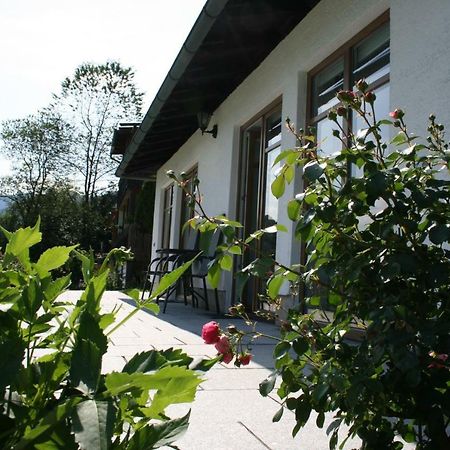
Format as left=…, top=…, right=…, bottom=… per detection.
left=327, top=110, right=337, bottom=121
left=332, top=129, right=340, bottom=138
left=429, top=113, right=436, bottom=122
left=364, top=91, right=376, bottom=104
left=336, top=106, right=347, bottom=117
left=166, top=170, right=176, bottom=179
left=355, top=79, right=368, bottom=93
left=227, top=325, right=239, bottom=334
left=389, top=109, right=404, bottom=120
left=337, top=90, right=356, bottom=103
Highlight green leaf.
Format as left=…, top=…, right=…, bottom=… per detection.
left=71, top=400, right=115, bottom=450
left=292, top=337, right=309, bottom=356
left=273, top=149, right=295, bottom=166
left=127, top=412, right=190, bottom=449
left=20, top=278, right=44, bottom=321
left=287, top=199, right=301, bottom=221
left=123, top=349, right=193, bottom=374
left=312, top=384, right=329, bottom=404
left=219, top=254, right=233, bottom=271
left=70, top=339, right=101, bottom=394
left=207, top=262, right=222, bottom=289
left=15, top=397, right=83, bottom=449
left=34, top=245, right=77, bottom=276
left=82, top=270, right=109, bottom=315
left=267, top=275, right=284, bottom=299
left=316, top=412, right=325, bottom=428
left=44, top=274, right=72, bottom=303
left=429, top=224, right=450, bottom=245
left=271, top=174, right=285, bottom=198
left=0, top=337, right=25, bottom=390
left=303, top=161, right=325, bottom=182
left=5, top=218, right=42, bottom=258
left=106, top=366, right=202, bottom=418
left=284, top=165, right=295, bottom=183
left=74, top=250, right=95, bottom=284
left=259, top=371, right=277, bottom=396
left=274, top=341, right=291, bottom=359
left=391, top=132, right=408, bottom=146
left=273, top=407, right=284, bottom=423
left=228, top=245, right=242, bottom=255
left=124, top=288, right=140, bottom=301
left=150, top=257, right=196, bottom=299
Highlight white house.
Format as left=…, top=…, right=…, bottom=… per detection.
left=116, top=0, right=450, bottom=312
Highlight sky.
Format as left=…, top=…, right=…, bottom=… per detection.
left=0, top=0, right=206, bottom=176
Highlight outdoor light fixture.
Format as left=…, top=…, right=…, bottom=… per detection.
left=197, top=111, right=218, bottom=138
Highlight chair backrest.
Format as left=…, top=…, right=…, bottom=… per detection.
left=192, top=229, right=221, bottom=275
left=182, top=227, right=199, bottom=250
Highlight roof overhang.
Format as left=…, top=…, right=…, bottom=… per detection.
left=116, top=0, right=319, bottom=180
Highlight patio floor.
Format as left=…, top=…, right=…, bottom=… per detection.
left=65, top=290, right=363, bottom=449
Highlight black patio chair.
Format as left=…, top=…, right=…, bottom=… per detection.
left=141, top=229, right=199, bottom=312
left=186, top=229, right=221, bottom=314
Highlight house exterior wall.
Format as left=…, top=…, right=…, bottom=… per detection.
left=151, top=0, right=450, bottom=309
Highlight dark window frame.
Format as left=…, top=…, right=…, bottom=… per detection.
left=307, top=11, right=390, bottom=132
left=302, top=12, right=390, bottom=316
left=178, top=164, right=198, bottom=249
left=161, top=183, right=174, bottom=249
left=234, top=99, right=282, bottom=310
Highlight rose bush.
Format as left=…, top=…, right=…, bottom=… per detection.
left=174, top=79, right=449, bottom=449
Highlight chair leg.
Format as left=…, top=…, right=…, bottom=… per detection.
left=214, top=288, right=220, bottom=314
left=202, top=278, right=209, bottom=311
left=182, top=275, right=188, bottom=306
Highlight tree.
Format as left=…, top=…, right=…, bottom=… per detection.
left=52, top=61, right=144, bottom=204
left=0, top=109, right=71, bottom=224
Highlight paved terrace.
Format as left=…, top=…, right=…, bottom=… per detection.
left=65, top=290, right=364, bottom=449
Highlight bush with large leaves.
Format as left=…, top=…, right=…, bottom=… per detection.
left=0, top=219, right=213, bottom=449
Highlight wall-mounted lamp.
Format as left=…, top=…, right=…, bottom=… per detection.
left=197, top=111, right=218, bottom=138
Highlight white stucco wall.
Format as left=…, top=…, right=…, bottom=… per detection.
left=390, top=0, right=450, bottom=137
left=151, top=0, right=449, bottom=308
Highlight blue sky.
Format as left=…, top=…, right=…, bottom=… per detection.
left=0, top=0, right=206, bottom=175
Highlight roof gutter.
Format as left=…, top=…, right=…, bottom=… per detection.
left=116, top=0, right=229, bottom=177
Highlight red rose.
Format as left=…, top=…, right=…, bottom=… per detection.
left=238, top=353, right=252, bottom=366
left=215, top=335, right=231, bottom=354
left=222, top=352, right=234, bottom=364
left=201, top=321, right=221, bottom=344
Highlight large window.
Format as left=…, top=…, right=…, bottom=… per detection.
left=309, top=13, right=390, bottom=165
left=238, top=103, right=282, bottom=310
left=305, top=14, right=390, bottom=313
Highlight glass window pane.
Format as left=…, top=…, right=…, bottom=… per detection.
left=261, top=146, right=280, bottom=257
left=316, top=117, right=343, bottom=157
left=352, top=22, right=390, bottom=85
left=161, top=185, right=173, bottom=248
left=265, top=109, right=282, bottom=147
left=311, top=58, right=344, bottom=117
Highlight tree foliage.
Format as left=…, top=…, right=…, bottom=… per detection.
left=52, top=61, right=144, bottom=203
left=0, top=109, right=71, bottom=223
